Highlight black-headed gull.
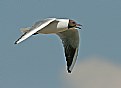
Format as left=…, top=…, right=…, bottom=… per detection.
left=15, top=18, right=82, bottom=73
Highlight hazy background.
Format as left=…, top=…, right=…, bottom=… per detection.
left=0, top=0, right=121, bottom=88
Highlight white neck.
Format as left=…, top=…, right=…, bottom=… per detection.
left=56, top=19, right=69, bottom=29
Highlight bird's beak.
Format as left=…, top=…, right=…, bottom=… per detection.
left=76, top=24, right=82, bottom=29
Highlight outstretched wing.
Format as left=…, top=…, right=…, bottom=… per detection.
left=15, top=18, right=56, bottom=44
left=57, top=29, right=79, bottom=73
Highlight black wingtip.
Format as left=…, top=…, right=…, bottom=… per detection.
left=68, top=70, right=71, bottom=73
left=14, top=41, right=17, bottom=44
left=67, top=67, right=72, bottom=73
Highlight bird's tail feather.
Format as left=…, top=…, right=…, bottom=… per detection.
left=20, top=27, right=30, bottom=33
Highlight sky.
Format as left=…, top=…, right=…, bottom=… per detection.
left=0, top=0, right=121, bottom=88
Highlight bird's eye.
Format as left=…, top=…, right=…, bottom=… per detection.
left=72, top=21, right=76, bottom=24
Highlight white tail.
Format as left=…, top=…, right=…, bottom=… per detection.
left=20, top=27, right=30, bottom=33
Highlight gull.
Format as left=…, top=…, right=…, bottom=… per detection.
left=14, top=18, right=82, bottom=73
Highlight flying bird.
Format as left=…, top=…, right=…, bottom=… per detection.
left=15, top=18, right=82, bottom=73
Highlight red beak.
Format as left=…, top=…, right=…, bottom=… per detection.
left=76, top=24, right=82, bottom=29
left=76, top=24, right=82, bottom=26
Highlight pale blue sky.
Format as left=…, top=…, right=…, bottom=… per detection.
left=0, top=0, right=121, bottom=88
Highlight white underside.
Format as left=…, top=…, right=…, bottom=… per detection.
left=37, top=21, right=68, bottom=34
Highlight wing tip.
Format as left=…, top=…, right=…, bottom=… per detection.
left=67, top=67, right=72, bottom=73
left=14, top=41, right=18, bottom=44
left=14, top=40, right=19, bottom=44
left=68, top=70, right=71, bottom=73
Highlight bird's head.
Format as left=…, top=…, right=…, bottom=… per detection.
left=68, top=20, right=82, bottom=29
